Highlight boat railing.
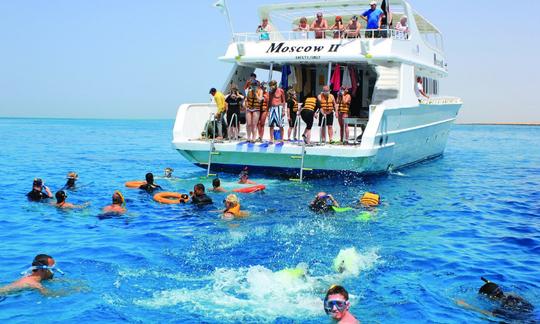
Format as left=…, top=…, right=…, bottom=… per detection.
left=419, top=97, right=463, bottom=105
left=233, top=29, right=410, bottom=42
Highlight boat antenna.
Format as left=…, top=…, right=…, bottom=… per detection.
left=213, top=0, right=235, bottom=41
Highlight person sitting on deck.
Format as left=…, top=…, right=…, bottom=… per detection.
left=310, top=192, right=340, bottom=213
left=311, top=12, right=328, bottom=39
left=211, top=178, right=227, bottom=193
left=0, top=254, right=63, bottom=296
left=190, top=183, right=213, bottom=205
left=222, top=194, right=248, bottom=220
left=27, top=178, right=53, bottom=202
left=238, top=167, right=256, bottom=184
left=139, top=173, right=163, bottom=193
left=345, top=16, right=361, bottom=38
left=102, top=190, right=126, bottom=214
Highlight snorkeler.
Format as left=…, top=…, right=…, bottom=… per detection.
left=238, top=167, right=256, bottom=184
left=222, top=194, right=248, bottom=219
left=164, top=167, right=174, bottom=178
left=54, top=190, right=88, bottom=209
left=102, top=190, right=126, bottom=214
left=63, top=172, right=78, bottom=190
left=309, top=192, right=340, bottom=213
left=323, top=285, right=359, bottom=324
left=190, top=183, right=213, bottom=205
left=0, top=254, right=62, bottom=296
left=27, top=178, right=53, bottom=202
left=457, top=277, right=535, bottom=322
left=139, top=172, right=162, bottom=193
left=211, top=178, right=227, bottom=192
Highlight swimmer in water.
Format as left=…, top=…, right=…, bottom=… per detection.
left=457, top=277, right=535, bottom=322
left=138, top=173, right=162, bottom=193
left=309, top=192, right=340, bottom=213
left=27, top=178, right=53, bottom=202
left=190, top=183, right=213, bottom=206
left=0, top=254, right=60, bottom=296
left=63, top=172, right=78, bottom=190
left=238, top=167, right=256, bottom=184
left=222, top=194, right=248, bottom=219
left=164, top=167, right=174, bottom=178
left=211, top=178, right=227, bottom=192
left=323, top=285, right=359, bottom=324
left=54, top=190, right=88, bottom=209
left=102, top=190, right=126, bottom=214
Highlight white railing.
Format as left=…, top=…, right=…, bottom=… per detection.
left=233, top=29, right=410, bottom=42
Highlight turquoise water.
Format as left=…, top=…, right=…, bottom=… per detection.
left=0, top=118, right=539, bottom=323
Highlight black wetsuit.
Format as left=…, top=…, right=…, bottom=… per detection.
left=191, top=194, right=213, bottom=205
left=63, top=179, right=76, bottom=190
left=309, top=198, right=333, bottom=213
left=226, top=96, right=242, bottom=128
left=492, top=295, right=535, bottom=322
left=27, top=189, right=50, bottom=202
left=139, top=183, right=162, bottom=193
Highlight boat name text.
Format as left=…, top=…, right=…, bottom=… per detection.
left=266, top=42, right=341, bottom=54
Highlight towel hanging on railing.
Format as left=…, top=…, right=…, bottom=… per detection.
left=330, top=63, right=341, bottom=91
left=342, top=65, right=352, bottom=89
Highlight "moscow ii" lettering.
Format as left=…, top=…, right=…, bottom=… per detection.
left=266, top=42, right=340, bottom=54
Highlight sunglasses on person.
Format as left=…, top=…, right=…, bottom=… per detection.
left=324, top=299, right=348, bottom=314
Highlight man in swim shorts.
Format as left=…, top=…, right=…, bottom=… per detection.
left=323, top=285, right=359, bottom=323
left=139, top=172, right=163, bottom=193
left=0, top=254, right=59, bottom=296
left=267, top=80, right=286, bottom=144
left=190, top=183, right=213, bottom=205
left=27, top=178, right=53, bottom=202
left=300, top=93, right=321, bottom=144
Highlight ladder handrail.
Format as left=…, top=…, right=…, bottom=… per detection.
left=319, top=111, right=327, bottom=144
left=226, top=113, right=239, bottom=141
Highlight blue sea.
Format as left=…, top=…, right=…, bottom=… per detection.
left=0, top=118, right=539, bottom=323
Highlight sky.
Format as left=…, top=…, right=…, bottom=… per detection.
left=0, top=0, right=538, bottom=123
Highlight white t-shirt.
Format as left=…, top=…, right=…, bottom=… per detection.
left=415, top=82, right=423, bottom=98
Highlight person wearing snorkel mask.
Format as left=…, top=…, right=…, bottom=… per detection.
left=323, top=285, right=359, bottom=324
left=54, top=190, right=88, bottom=209
left=0, top=254, right=61, bottom=296
left=267, top=80, right=286, bottom=144
left=102, top=190, right=126, bottom=214
left=309, top=192, right=340, bottom=213
left=225, top=85, right=244, bottom=140
left=457, top=277, right=535, bottom=322
left=337, top=87, right=352, bottom=143
left=164, top=167, right=174, bottom=178
left=244, top=81, right=263, bottom=143
left=27, top=178, right=53, bottom=202
left=317, top=85, right=337, bottom=143
left=63, top=172, right=78, bottom=190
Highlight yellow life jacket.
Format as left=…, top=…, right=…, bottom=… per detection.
left=338, top=96, right=350, bottom=113
left=320, top=95, right=335, bottom=113
left=303, top=97, right=317, bottom=111
left=360, top=192, right=380, bottom=207
left=261, top=94, right=269, bottom=112
left=246, top=91, right=261, bottom=110
left=226, top=204, right=241, bottom=216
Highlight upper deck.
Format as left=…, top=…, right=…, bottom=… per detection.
left=220, top=0, right=448, bottom=77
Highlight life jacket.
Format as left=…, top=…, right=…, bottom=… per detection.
left=360, top=192, right=380, bottom=207
left=288, top=98, right=298, bottom=112
left=261, top=94, right=269, bottom=112
left=226, top=204, right=241, bottom=216
left=246, top=91, right=261, bottom=110
left=320, top=95, right=335, bottom=113
left=338, top=96, right=350, bottom=113
left=303, top=97, right=317, bottom=111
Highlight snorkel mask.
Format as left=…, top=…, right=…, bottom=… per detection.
left=21, top=263, right=65, bottom=278
left=323, top=297, right=349, bottom=315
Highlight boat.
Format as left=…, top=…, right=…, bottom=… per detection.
left=172, top=0, right=462, bottom=179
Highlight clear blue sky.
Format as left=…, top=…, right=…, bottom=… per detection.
left=0, top=0, right=538, bottom=122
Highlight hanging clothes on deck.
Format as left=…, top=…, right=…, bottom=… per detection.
left=342, top=65, right=352, bottom=89
left=281, top=64, right=291, bottom=89
left=288, top=65, right=297, bottom=89
left=294, top=65, right=303, bottom=93
left=330, top=64, right=341, bottom=91
left=349, top=66, right=358, bottom=97
left=303, top=67, right=312, bottom=95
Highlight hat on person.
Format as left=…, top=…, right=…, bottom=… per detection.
left=33, top=178, right=43, bottom=187
left=225, top=194, right=239, bottom=205
left=67, top=172, right=78, bottom=180
left=370, top=1, right=377, bottom=5
left=209, top=87, right=217, bottom=94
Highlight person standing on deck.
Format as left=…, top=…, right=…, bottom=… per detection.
left=244, top=81, right=263, bottom=143
left=337, top=87, right=351, bottom=143
left=209, top=88, right=226, bottom=140
left=257, top=82, right=270, bottom=142
left=361, top=1, right=384, bottom=38
left=267, top=80, right=286, bottom=144
left=311, top=12, right=328, bottom=39
left=318, top=85, right=337, bottom=143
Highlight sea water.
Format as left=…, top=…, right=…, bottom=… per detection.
left=0, top=118, right=539, bottom=323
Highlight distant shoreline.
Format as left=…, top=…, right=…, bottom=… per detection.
left=457, top=122, right=540, bottom=126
